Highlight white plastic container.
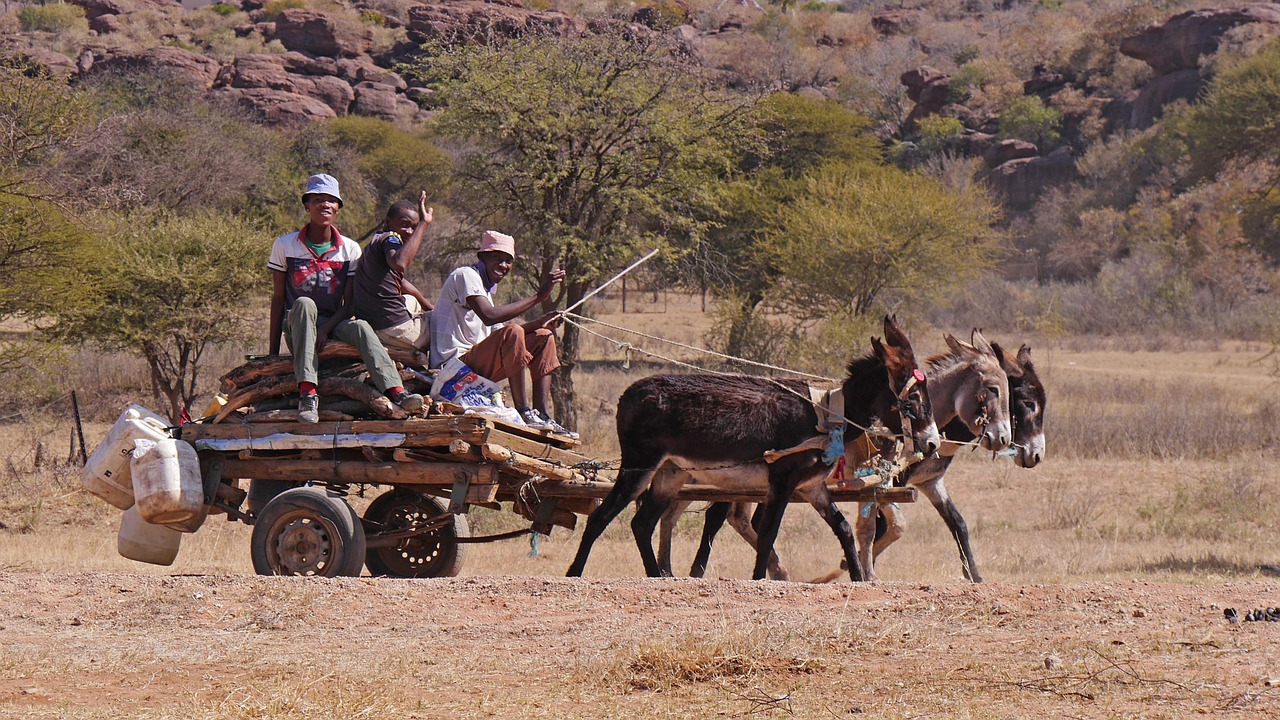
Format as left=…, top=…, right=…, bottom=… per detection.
left=82, top=405, right=171, bottom=509
left=130, top=437, right=203, bottom=525
left=117, top=504, right=181, bottom=566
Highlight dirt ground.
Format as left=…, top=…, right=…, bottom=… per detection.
left=2, top=572, right=1278, bottom=719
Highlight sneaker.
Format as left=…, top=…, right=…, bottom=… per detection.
left=389, top=389, right=425, bottom=413
left=518, top=407, right=553, bottom=431
left=298, top=393, right=319, bottom=423
left=541, top=415, right=579, bottom=440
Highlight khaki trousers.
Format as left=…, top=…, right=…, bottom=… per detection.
left=376, top=313, right=430, bottom=352
left=285, top=297, right=402, bottom=391
left=461, top=325, right=560, bottom=383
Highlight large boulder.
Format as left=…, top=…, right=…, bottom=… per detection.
left=5, top=47, right=77, bottom=77
left=986, top=146, right=1078, bottom=209
left=406, top=0, right=580, bottom=43
left=214, top=54, right=354, bottom=114
left=1120, top=4, right=1280, bottom=74
left=351, top=81, right=402, bottom=119
left=71, top=0, right=179, bottom=20
left=1128, top=68, right=1203, bottom=128
left=210, top=87, right=336, bottom=128
left=337, top=58, right=405, bottom=90
left=900, top=66, right=951, bottom=132
left=272, top=9, right=373, bottom=58
left=86, top=46, right=221, bottom=89
left=982, top=139, right=1038, bottom=169
left=871, top=10, right=919, bottom=36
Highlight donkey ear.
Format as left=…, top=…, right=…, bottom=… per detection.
left=991, top=341, right=1020, bottom=377
left=884, top=316, right=910, bottom=348
left=944, top=333, right=967, bottom=355
left=1017, top=344, right=1034, bottom=369
left=970, top=328, right=995, bottom=355
left=871, top=335, right=887, bottom=362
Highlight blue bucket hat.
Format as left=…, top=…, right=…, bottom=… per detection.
left=301, top=173, right=343, bottom=207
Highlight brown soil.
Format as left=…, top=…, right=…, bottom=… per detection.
left=2, top=573, right=1279, bottom=718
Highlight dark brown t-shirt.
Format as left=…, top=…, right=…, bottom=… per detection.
left=353, top=231, right=412, bottom=331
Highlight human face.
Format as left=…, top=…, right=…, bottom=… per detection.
left=304, top=194, right=341, bottom=227
left=479, top=251, right=514, bottom=284
left=387, top=209, right=420, bottom=237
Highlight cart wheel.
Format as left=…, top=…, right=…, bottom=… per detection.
left=363, top=490, right=468, bottom=578
left=247, top=478, right=291, bottom=515
left=251, top=487, right=366, bottom=577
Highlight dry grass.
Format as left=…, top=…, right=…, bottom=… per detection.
left=2, top=293, right=1280, bottom=584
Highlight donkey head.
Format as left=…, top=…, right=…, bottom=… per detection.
left=870, top=316, right=940, bottom=456
left=940, top=330, right=1012, bottom=452
left=992, top=342, right=1046, bottom=468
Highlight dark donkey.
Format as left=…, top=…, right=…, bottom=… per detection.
left=856, top=342, right=1046, bottom=583
left=565, top=316, right=941, bottom=581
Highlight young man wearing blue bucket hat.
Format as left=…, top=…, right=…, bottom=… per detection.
left=267, top=173, right=425, bottom=423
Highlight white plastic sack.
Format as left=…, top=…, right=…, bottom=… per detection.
left=429, top=358, right=524, bottom=426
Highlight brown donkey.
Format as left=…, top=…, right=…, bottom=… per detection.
left=659, top=330, right=1013, bottom=581
left=565, top=316, right=940, bottom=581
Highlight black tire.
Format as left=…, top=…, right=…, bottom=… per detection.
left=251, top=487, right=366, bottom=577
left=363, top=490, right=468, bottom=578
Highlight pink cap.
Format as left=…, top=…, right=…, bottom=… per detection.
left=478, top=230, right=515, bottom=260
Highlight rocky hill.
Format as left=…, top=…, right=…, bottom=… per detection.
left=7, top=0, right=1280, bottom=213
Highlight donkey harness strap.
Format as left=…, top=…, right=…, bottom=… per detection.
left=808, top=383, right=845, bottom=433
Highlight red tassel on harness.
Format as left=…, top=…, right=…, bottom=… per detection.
left=833, top=455, right=847, bottom=487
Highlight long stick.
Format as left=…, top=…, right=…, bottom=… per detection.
left=561, top=248, right=660, bottom=315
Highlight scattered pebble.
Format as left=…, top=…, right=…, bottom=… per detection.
left=1044, top=654, right=1061, bottom=670
left=1223, top=607, right=1280, bottom=622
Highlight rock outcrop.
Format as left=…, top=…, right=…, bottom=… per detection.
left=272, top=8, right=373, bottom=58
left=86, top=46, right=221, bottom=89
left=210, top=86, right=337, bottom=128
left=406, top=0, right=581, bottom=43
left=900, top=66, right=950, bottom=132
left=1120, top=4, right=1280, bottom=74
left=986, top=147, right=1078, bottom=209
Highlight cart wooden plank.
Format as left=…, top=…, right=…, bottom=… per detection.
left=180, top=417, right=491, bottom=447
left=222, top=458, right=493, bottom=486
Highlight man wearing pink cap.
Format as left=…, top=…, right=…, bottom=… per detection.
left=429, top=230, right=574, bottom=436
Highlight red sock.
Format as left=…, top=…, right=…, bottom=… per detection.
left=387, top=386, right=405, bottom=396
left=300, top=381, right=317, bottom=396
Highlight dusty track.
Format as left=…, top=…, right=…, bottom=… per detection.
left=2, top=573, right=1279, bottom=718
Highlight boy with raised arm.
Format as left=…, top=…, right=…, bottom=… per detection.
left=429, top=231, right=575, bottom=437
left=353, top=192, right=434, bottom=353
left=267, top=173, right=425, bottom=423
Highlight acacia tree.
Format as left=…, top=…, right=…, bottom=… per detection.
left=762, top=164, right=1001, bottom=320
left=413, top=29, right=759, bottom=426
left=51, top=212, right=267, bottom=422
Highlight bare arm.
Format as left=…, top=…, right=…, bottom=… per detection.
left=268, top=270, right=287, bottom=355
left=400, top=277, right=433, bottom=311
left=465, top=268, right=564, bottom=326
left=387, top=192, right=432, bottom=274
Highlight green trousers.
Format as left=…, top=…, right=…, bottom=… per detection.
left=284, top=297, right=401, bottom=391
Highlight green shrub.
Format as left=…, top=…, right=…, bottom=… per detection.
left=359, top=8, right=387, bottom=25
left=209, top=2, right=238, bottom=16
left=998, top=95, right=1062, bottom=146
left=917, top=115, right=965, bottom=157
left=954, top=45, right=980, bottom=66
left=261, top=0, right=305, bottom=21
left=17, top=3, right=86, bottom=33
left=948, top=63, right=987, bottom=103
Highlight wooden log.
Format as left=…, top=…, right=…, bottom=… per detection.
left=220, top=344, right=428, bottom=393
left=435, top=400, right=579, bottom=448
left=485, top=428, right=591, bottom=467
left=243, top=409, right=356, bottom=423
left=221, top=458, right=486, bottom=486
left=181, top=417, right=492, bottom=445
left=478, top=443, right=583, bottom=482
left=217, top=376, right=408, bottom=423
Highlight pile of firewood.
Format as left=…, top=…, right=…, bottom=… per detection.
left=212, top=344, right=433, bottom=423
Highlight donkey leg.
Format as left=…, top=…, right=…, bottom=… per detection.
left=799, top=483, right=863, bottom=582
left=658, top=500, right=692, bottom=577
left=631, top=463, right=686, bottom=577
left=689, top=501, right=731, bottom=578
left=918, top=477, right=982, bottom=583
left=872, top=502, right=907, bottom=563
left=566, top=466, right=654, bottom=577
left=853, top=503, right=878, bottom=581
left=728, top=502, right=789, bottom=581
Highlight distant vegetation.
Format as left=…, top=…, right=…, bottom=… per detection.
left=2, top=0, right=1280, bottom=418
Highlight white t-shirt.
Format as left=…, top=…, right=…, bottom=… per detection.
left=429, top=263, right=497, bottom=368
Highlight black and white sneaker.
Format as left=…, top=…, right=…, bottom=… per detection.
left=298, top=393, right=320, bottom=423
left=389, top=389, right=425, bottom=413
left=518, top=407, right=552, bottom=431
left=541, top=414, right=578, bottom=440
